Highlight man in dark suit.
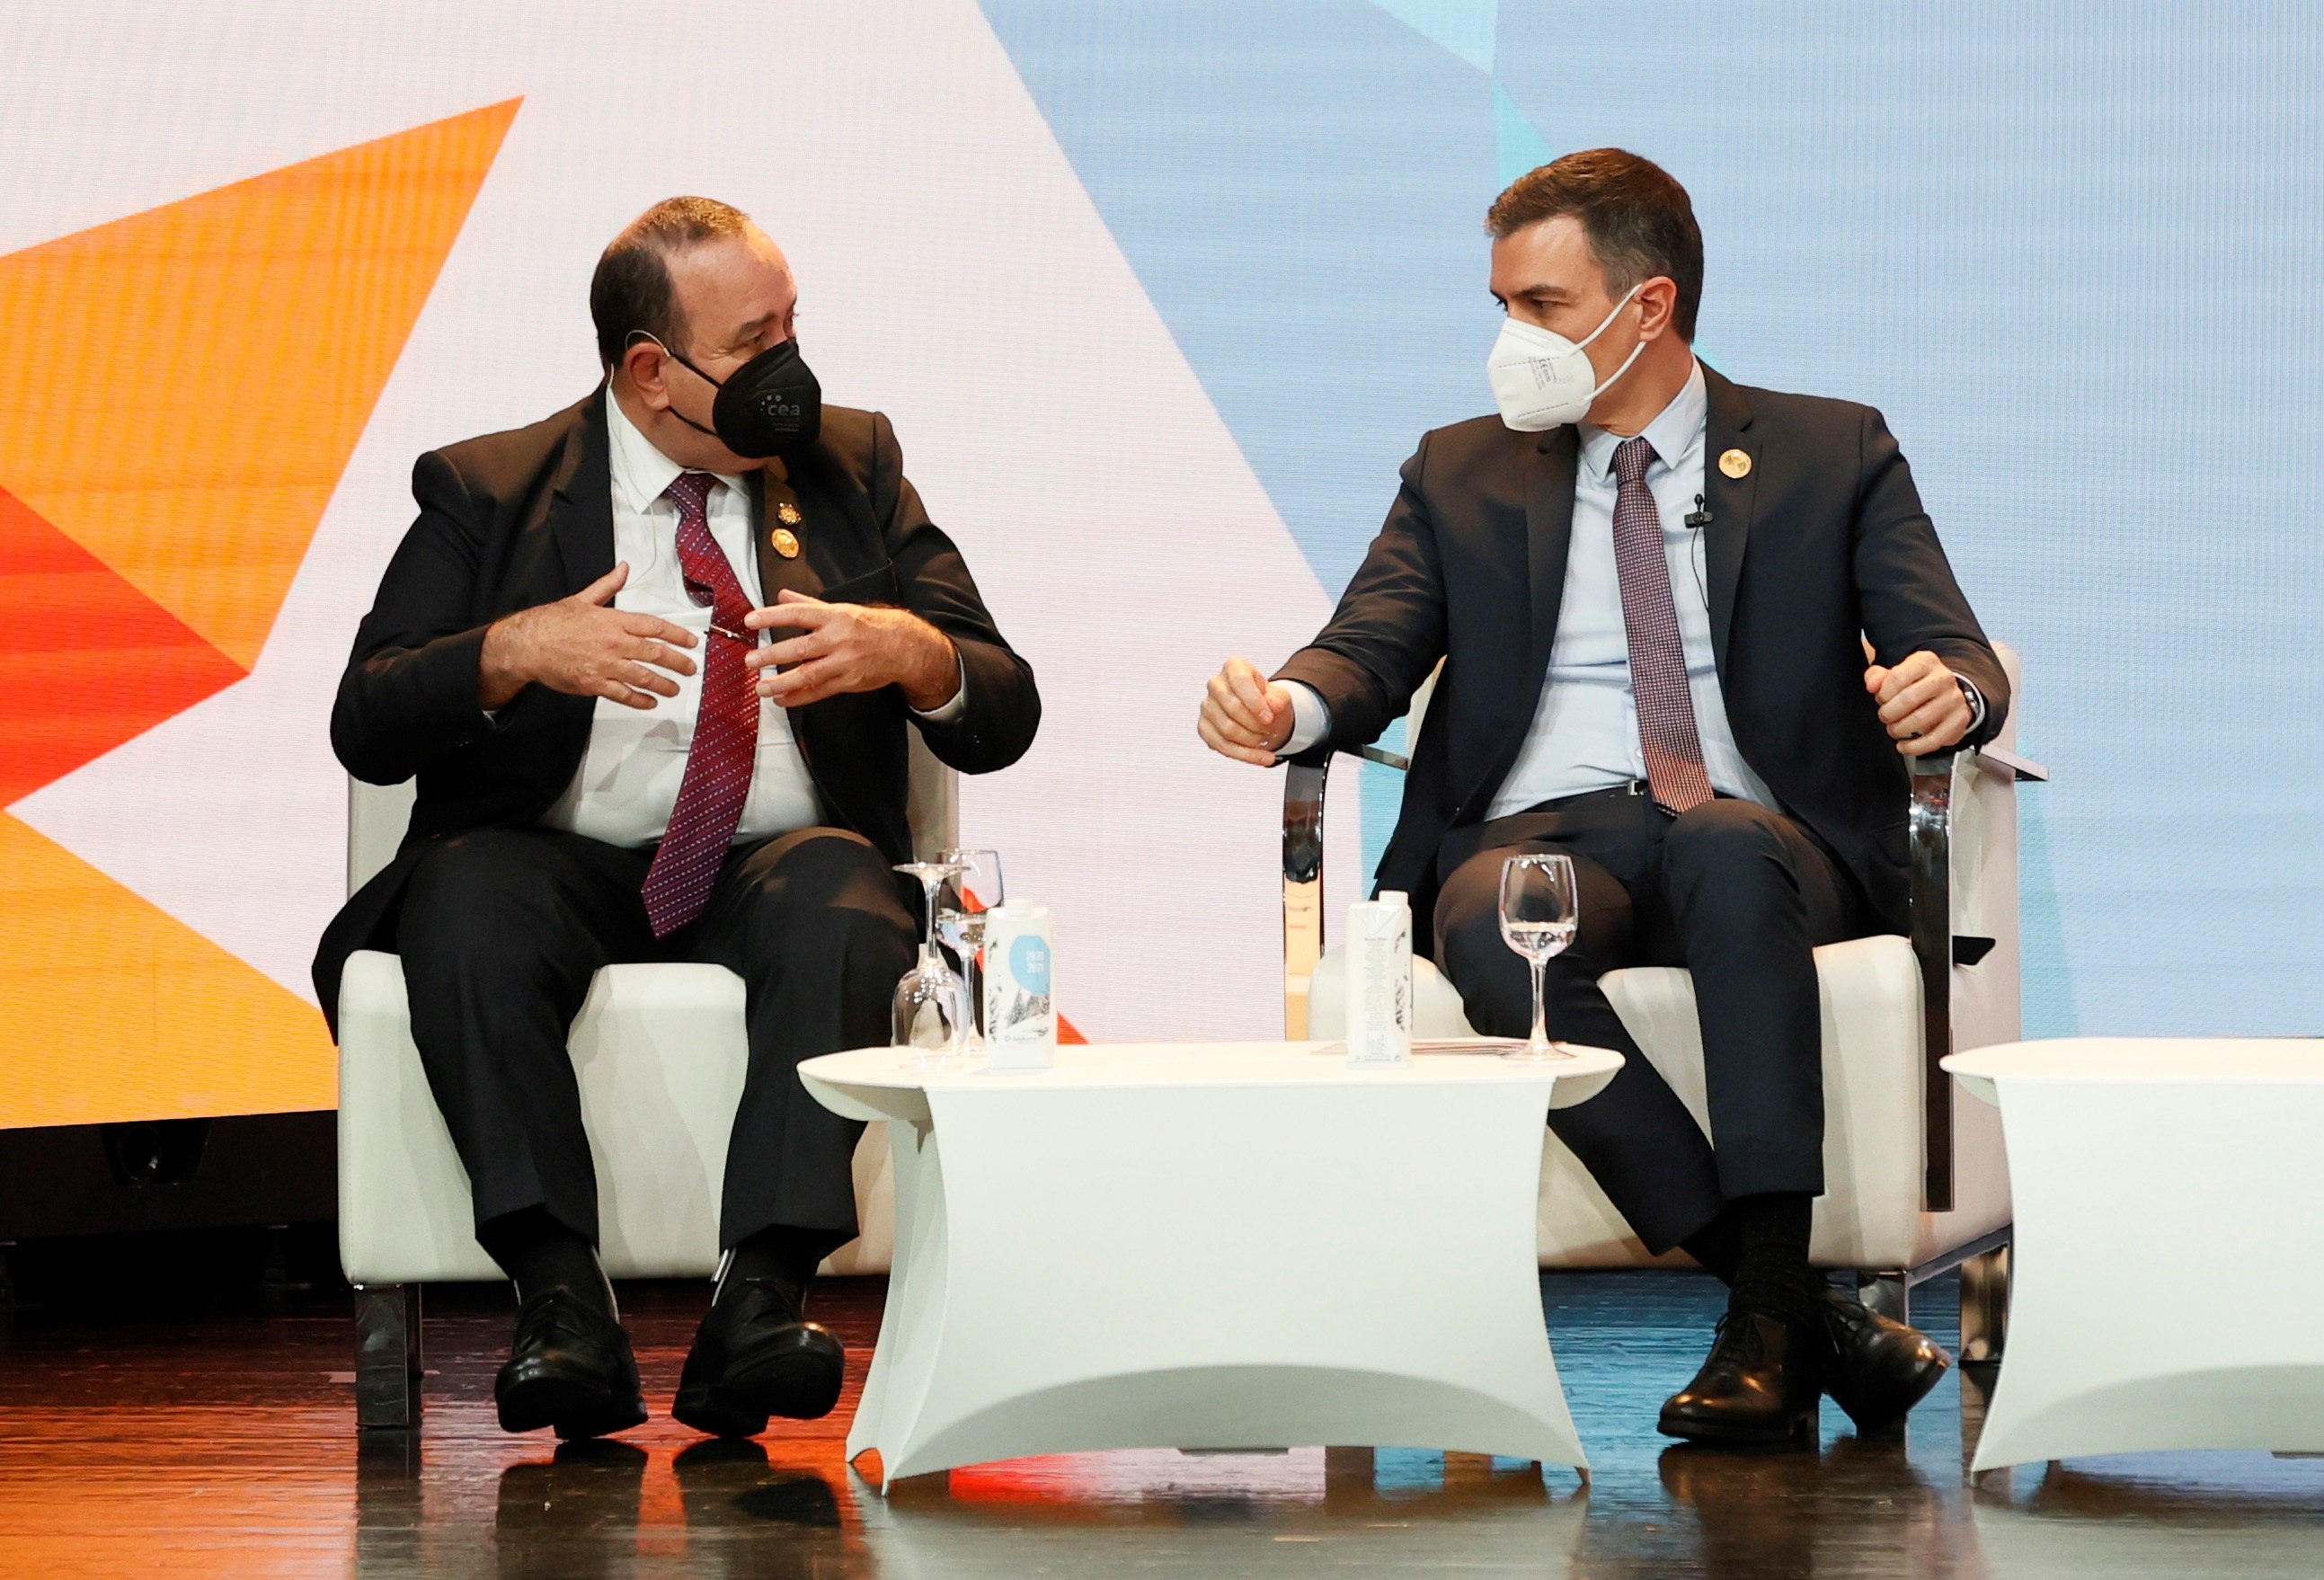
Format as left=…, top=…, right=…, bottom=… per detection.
left=1198, top=150, right=2000, bottom=1443
left=316, top=197, right=1039, bottom=1441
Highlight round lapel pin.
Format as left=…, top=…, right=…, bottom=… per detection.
left=1718, top=448, right=1752, bottom=480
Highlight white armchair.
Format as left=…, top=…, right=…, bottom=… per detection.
left=1286, top=644, right=2043, bottom=1348
left=339, top=740, right=954, bottom=1427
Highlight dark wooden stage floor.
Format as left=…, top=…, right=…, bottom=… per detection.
left=4, top=1260, right=2323, bottom=1577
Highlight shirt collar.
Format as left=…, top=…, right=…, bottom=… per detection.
left=1578, top=358, right=1706, bottom=481
left=604, top=385, right=749, bottom=515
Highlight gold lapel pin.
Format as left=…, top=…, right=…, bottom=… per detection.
left=776, top=502, right=803, bottom=526
left=770, top=526, right=802, bottom=560
left=1718, top=448, right=1752, bottom=480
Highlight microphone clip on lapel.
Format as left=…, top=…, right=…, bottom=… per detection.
left=1684, top=493, right=1714, bottom=529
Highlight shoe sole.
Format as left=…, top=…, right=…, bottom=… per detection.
left=1656, top=1405, right=1818, bottom=1445
left=1832, top=1351, right=1950, bottom=1434
left=670, top=1383, right=770, bottom=1440
left=497, top=1368, right=645, bottom=1439
left=673, top=1344, right=845, bottom=1438
left=551, top=1398, right=650, bottom=1442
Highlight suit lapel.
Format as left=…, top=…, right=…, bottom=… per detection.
left=1523, top=426, right=1581, bottom=685
left=548, top=387, right=616, bottom=592
left=748, top=466, right=827, bottom=608
left=1699, top=364, right=1759, bottom=675
left=1459, top=427, right=1580, bottom=812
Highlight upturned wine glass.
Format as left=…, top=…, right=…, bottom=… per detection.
left=892, top=858, right=971, bottom=1065
left=1498, top=853, right=1579, bottom=1061
left=935, top=848, right=1004, bottom=1048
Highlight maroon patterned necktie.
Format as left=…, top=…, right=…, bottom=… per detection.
left=641, top=471, right=761, bottom=936
left=1610, top=436, right=1715, bottom=815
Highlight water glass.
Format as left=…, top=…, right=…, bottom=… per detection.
left=935, top=848, right=1004, bottom=1045
left=1498, top=853, right=1579, bottom=1061
left=893, top=859, right=971, bottom=1064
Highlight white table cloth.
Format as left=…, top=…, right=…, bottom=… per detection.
left=1944, top=1036, right=2324, bottom=1470
left=798, top=1040, right=1622, bottom=1488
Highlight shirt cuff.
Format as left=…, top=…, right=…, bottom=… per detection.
left=1956, top=675, right=1987, bottom=735
left=1281, top=680, right=1330, bottom=757
left=911, top=655, right=969, bottom=723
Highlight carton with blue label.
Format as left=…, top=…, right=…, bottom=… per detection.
left=983, top=899, right=1056, bottom=1070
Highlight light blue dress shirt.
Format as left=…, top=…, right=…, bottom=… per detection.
left=1485, top=360, right=1778, bottom=816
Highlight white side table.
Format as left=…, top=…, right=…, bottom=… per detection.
left=1943, top=1036, right=2324, bottom=1470
left=799, top=1041, right=1622, bottom=1488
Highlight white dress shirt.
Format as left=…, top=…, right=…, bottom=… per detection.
left=1283, top=360, right=1778, bottom=813
left=539, top=394, right=823, bottom=848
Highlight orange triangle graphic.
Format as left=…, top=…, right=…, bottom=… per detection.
left=0, top=98, right=521, bottom=668
left=0, top=815, right=334, bottom=1128
left=0, top=484, right=244, bottom=803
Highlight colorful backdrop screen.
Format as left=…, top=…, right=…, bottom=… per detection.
left=2, top=1, right=2317, bottom=1127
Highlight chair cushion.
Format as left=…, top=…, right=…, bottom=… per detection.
left=337, top=952, right=894, bottom=1284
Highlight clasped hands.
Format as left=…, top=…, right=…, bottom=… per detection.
left=1194, top=649, right=1974, bottom=768
left=479, top=564, right=959, bottom=713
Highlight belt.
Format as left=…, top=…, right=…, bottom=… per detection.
left=1509, top=779, right=1654, bottom=819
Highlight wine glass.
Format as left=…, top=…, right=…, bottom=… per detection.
left=1498, top=853, right=1579, bottom=1061
left=893, top=859, right=971, bottom=1065
left=935, top=848, right=1004, bottom=1047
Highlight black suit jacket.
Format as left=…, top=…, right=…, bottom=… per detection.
left=313, top=388, right=1040, bottom=1029
left=1276, top=365, right=2005, bottom=942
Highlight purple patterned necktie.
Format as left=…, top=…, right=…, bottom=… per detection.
left=641, top=471, right=761, bottom=937
left=1610, top=436, right=1715, bottom=815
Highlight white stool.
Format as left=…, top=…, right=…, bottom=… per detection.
left=1947, top=1036, right=2324, bottom=1469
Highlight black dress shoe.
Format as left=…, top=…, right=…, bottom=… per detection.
left=493, top=1286, right=647, bottom=1441
left=671, top=1277, right=846, bottom=1438
left=1816, top=1287, right=1950, bottom=1434
left=1658, top=1309, right=1822, bottom=1444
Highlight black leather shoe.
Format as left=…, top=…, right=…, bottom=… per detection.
left=1816, top=1287, right=1951, bottom=1434
left=671, top=1277, right=846, bottom=1438
left=1658, top=1309, right=1822, bottom=1444
left=493, top=1287, right=647, bottom=1440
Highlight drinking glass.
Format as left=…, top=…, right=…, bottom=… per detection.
left=1498, top=853, right=1579, bottom=1061
left=935, top=848, right=1004, bottom=1047
left=892, top=859, right=971, bottom=1064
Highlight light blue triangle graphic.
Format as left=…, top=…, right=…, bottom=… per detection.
left=1369, top=0, right=1496, bottom=74
left=2016, top=787, right=2079, bottom=1037
left=1494, top=80, right=1556, bottom=184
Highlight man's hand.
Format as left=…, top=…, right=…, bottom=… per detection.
left=1864, top=649, right=1973, bottom=758
left=1197, top=655, right=1297, bottom=767
left=478, top=564, right=699, bottom=711
left=745, top=589, right=959, bottom=710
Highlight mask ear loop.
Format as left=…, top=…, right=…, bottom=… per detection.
left=1577, top=282, right=1649, bottom=399
left=624, top=330, right=725, bottom=439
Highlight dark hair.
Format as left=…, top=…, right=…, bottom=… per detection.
left=589, top=196, right=758, bottom=368
left=1486, top=149, right=1703, bottom=342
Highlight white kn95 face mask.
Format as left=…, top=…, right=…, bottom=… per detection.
left=1486, top=282, right=1645, bottom=431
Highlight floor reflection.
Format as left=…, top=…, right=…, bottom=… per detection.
left=871, top=1446, right=1584, bottom=1576
left=670, top=1439, right=859, bottom=1578
left=9, top=1272, right=2324, bottom=1577
left=493, top=1440, right=648, bottom=1580
left=1972, top=1457, right=2324, bottom=1577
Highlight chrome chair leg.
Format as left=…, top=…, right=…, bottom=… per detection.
left=354, top=1283, right=422, bottom=1430
left=1857, top=1272, right=1909, bottom=1325
left=1958, top=1245, right=2009, bottom=1364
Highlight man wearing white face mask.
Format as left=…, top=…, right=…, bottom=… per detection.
left=1196, top=149, right=2007, bottom=1446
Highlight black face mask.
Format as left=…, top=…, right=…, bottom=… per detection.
left=639, top=333, right=822, bottom=458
